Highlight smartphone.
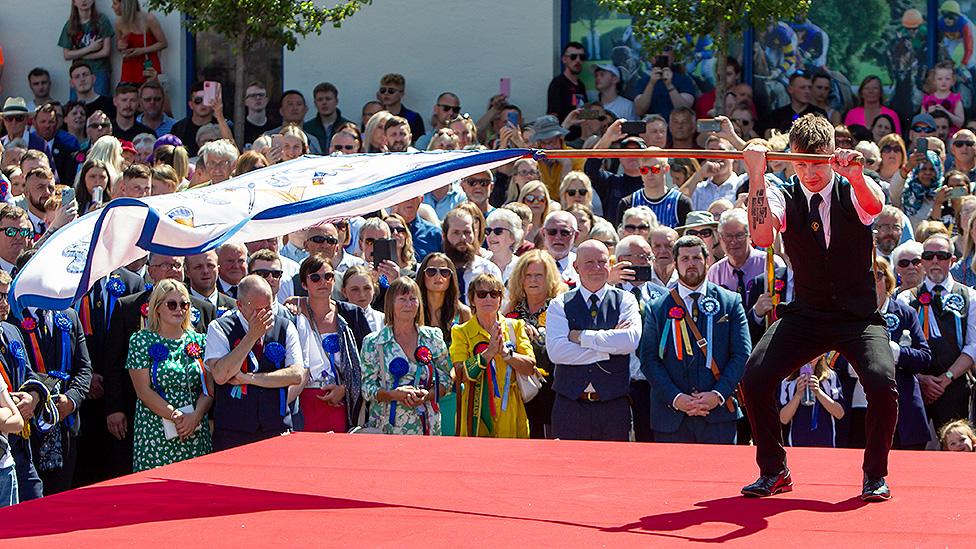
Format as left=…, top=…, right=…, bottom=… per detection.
left=915, top=138, right=927, bottom=155
left=61, top=187, right=76, bottom=207
left=579, top=109, right=602, bottom=120
left=621, top=121, right=645, bottom=136
left=373, top=237, right=397, bottom=268
left=505, top=111, right=520, bottom=128
left=949, top=186, right=969, bottom=199
left=654, top=55, right=670, bottom=68
left=203, top=81, right=218, bottom=105
left=630, top=265, right=654, bottom=282
left=573, top=94, right=586, bottom=108
left=697, top=118, right=721, bottom=133
left=499, top=77, right=511, bottom=97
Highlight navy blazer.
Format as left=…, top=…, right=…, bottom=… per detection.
left=639, top=283, right=751, bottom=434
left=884, top=298, right=932, bottom=446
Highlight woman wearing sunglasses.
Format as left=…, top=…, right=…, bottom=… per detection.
left=360, top=277, right=452, bottom=435
left=451, top=273, right=536, bottom=438
left=485, top=209, right=524, bottom=283
left=876, top=134, right=907, bottom=185
left=558, top=171, right=595, bottom=212
left=892, top=240, right=925, bottom=295
left=517, top=180, right=552, bottom=248
left=294, top=254, right=363, bottom=432
left=126, top=280, right=212, bottom=472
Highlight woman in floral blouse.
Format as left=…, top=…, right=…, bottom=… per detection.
left=127, top=280, right=212, bottom=472
left=360, top=277, right=452, bottom=435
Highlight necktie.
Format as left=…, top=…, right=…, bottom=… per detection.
left=588, top=294, right=600, bottom=324
left=809, top=194, right=827, bottom=249
left=228, top=285, right=238, bottom=299
left=34, top=221, right=46, bottom=241
left=733, top=269, right=747, bottom=305
left=933, top=284, right=945, bottom=312
left=690, top=292, right=701, bottom=323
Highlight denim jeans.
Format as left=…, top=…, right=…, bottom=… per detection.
left=0, top=464, right=18, bottom=508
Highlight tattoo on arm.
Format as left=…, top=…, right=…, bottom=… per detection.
left=749, top=189, right=767, bottom=230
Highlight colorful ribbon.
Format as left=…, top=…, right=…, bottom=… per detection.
left=698, top=296, right=720, bottom=371
left=322, top=334, right=340, bottom=383
left=78, top=295, right=93, bottom=336
left=184, top=342, right=208, bottom=396
left=148, top=342, right=170, bottom=401
left=20, top=317, right=45, bottom=373
left=54, top=312, right=72, bottom=374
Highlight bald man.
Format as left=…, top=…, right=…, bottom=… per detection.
left=545, top=240, right=642, bottom=440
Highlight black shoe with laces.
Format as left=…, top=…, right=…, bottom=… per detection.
left=741, top=469, right=793, bottom=497
left=861, top=476, right=891, bottom=502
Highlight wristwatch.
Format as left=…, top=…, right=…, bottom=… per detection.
left=945, top=370, right=955, bottom=381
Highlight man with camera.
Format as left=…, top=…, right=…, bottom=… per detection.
left=634, top=49, right=696, bottom=120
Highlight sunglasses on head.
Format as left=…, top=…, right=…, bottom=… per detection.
left=686, top=228, right=714, bottom=238
left=546, top=228, right=573, bottom=238
left=566, top=53, right=587, bottom=61
left=438, top=103, right=461, bottom=114
left=4, top=115, right=26, bottom=122
left=523, top=194, right=545, bottom=204
left=897, top=257, right=922, bottom=268
left=162, top=299, right=190, bottom=312
left=486, top=227, right=509, bottom=236
left=475, top=289, right=503, bottom=299
left=424, top=267, right=452, bottom=278
left=308, top=234, right=338, bottom=245
left=253, top=268, right=284, bottom=279
left=921, top=250, right=952, bottom=261
left=624, top=223, right=650, bottom=232
left=954, top=140, right=976, bottom=148
left=566, top=188, right=588, bottom=197
left=639, top=165, right=664, bottom=175
left=1, top=227, right=32, bottom=238
left=378, top=87, right=402, bottom=95
left=464, top=178, right=492, bottom=188
left=307, top=272, right=335, bottom=283
left=912, top=124, right=935, bottom=134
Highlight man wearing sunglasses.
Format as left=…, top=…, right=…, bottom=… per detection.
left=542, top=211, right=580, bottom=283
left=874, top=206, right=909, bottom=265
left=616, top=145, right=692, bottom=228
left=743, top=114, right=897, bottom=502
left=1, top=97, right=44, bottom=152
left=104, top=254, right=216, bottom=478
left=303, top=82, right=352, bottom=154
left=186, top=251, right=237, bottom=311
left=949, top=129, right=976, bottom=179
left=677, top=211, right=722, bottom=265
left=170, top=81, right=226, bottom=157
left=896, top=234, right=976, bottom=437
left=415, top=92, right=461, bottom=150
left=908, top=113, right=938, bottom=146
left=376, top=73, right=424, bottom=143
left=547, top=42, right=589, bottom=122
left=0, top=205, right=32, bottom=275
left=460, top=171, right=495, bottom=217
left=291, top=223, right=365, bottom=300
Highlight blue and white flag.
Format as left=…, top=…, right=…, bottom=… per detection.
left=11, top=149, right=527, bottom=311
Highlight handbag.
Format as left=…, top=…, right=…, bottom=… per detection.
left=507, top=320, right=543, bottom=403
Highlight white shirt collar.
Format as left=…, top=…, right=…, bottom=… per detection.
left=578, top=283, right=611, bottom=303
left=190, top=286, right=219, bottom=306
left=677, top=279, right=708, bottom=301
left=798, top=176, right=835, bottom=206
left=923, top=275, right=956, bottom=292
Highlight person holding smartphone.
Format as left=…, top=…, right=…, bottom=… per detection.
left=929, top=169, right=971, bottom=228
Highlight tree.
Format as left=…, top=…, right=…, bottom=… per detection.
left=146, top=0, right=371, bottom=144
left=597, top=0, right=811, bottom=115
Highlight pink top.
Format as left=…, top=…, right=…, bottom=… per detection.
left=844, top=105, right=901, bottom=135
left=922, top=92, right=962, bottom=113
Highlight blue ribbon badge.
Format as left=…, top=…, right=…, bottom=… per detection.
left=322, top=334, right=341, bottom=383
left=882, top=312, right=899, bottom=334
left=388, top=357, right=410, bottom=425
left=148, top=342, right=170, bottom=401
left=697, top=296, right=720, bottom=369
left=263, top=342, right=288, bottom=417
left=943, top=293, right=966, bottom=343
left=53, top=311, right=73, bottom=374
left=106, top=276, right=126, bottom=322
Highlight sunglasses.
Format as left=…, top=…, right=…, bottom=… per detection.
left=332, top=144, right=358, bottom=151
left=897, top=257, right=922, bottom=268
left=881, top=145, right=900, bottom=153
left=4, top=115, right=26, bottom=122
left=732, top=118, right=752, bottom=126
left=308, top=235, right=338, bottom=245
left=566, top=53, right=587, bottom=61
left=523, top=194, right=545, bottom=204
left=639, top=165, right=664, bottom=175
left=88, top=122, right=110, bottom=129
left=911, top=125, right=935, bottom=134
left=516, top=169, right=540, bottom=177
left=307, top=272, right=336, bottom=283
left=438, top=103, right=461, bottom=114
left=464, top=178, right=492, bottom=188
left=486, top=227, right=509, bottom=236
left=162, top=300, right=190, bottom=312
left=921, top=250, right=952, bottom=261
left=954, top=140, right=976, bottom=148
left=253, top=269, right=284, bottom=279
left=566, top=188, right=588, bottom=197
left=389, top=226, right=408, bottom=235
left=378, top=87, right=402, bottom=95
left=424, top=267, right=453, bottom=278
left=624, top=223, right=651, bottom=232
left=475, top=289, right=503, bottom=299
left=686, top=228, right=714, bottom=238
left=546, top=228, right=573, bottom=238
left=1, top=227, right=32, bottom=238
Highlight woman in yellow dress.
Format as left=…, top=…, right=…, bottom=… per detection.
left=450, top=273, right=535, bottom=438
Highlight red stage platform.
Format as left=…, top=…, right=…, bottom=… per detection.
left=0, top=433, right=970, bottom=547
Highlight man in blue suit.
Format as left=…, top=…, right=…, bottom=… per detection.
left=640, top=235, right=751, bottom=443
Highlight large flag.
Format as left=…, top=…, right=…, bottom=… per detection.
left=11, top=149, right=527, bottom=311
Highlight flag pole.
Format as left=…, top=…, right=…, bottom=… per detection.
left=535, top=148, right=837, bottom=164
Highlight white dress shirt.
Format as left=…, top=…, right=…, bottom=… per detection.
left=545, top=283, right=642, bottom=365
left=767, top=176, right=880, bottom=248
left=204, top=310, right=303, bottom=369
left=896, top=275, right=976, bottom=361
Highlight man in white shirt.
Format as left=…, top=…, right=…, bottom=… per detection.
left=542, top=211, right=579, bottom=285
left=545, top=240, right=642, bottom=440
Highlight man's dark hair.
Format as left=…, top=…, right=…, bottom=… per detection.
left=788, top=71, right=812, bottom=85
left=115, top=82, right=139, bottom=96
left=248, top=248, right=280, bottom=271
left=931, top=110, right=952, bottom=124
left=123, top=164, right=153, bottom=181
left=28, top=67, right=50, bottom=80
left=384, top=116, right=409, bottom=131
left=313, top=82, right=339, bottom=98
left=812, top=70, right=831, bottom=84
left=672, top=235, right=709, bottom=260
left=670, top=106, right=695, bottom=119
left=281, top=89, right=306, bottom=104
left=190, top=81, right=206, bottom=94
left=139, top=79, right=165, bottom=97
left=69, top=61, right=93, bottom=78
left=562, top=41, right=586, bottom=55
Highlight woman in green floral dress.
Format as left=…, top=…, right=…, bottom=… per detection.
left=127, top=280, right=213, bottom=472
left=360, top=277, right=452, bottom=435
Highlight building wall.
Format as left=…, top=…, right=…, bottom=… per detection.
left=1, top=0, right=560, bottom=125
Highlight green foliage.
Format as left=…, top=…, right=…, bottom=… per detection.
left=810, top=0, right=887, bottom=79
left=597, top=0, right=811, bottom=57
left=145, top=0, right=372, bottom=50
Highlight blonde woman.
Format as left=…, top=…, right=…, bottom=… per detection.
left=952, top=201, right=976, bottom=286
left=426, top=128, right=460, bottom=151
left=126, top=280, right=212, bottom=472
left=505, top=158, right=541, bottom=203
left=278, top=124, right=309, bottom=162
left=364, top=111, right=394, bottom=153
left=559, top=171, right=594, bottom=211
left=112, top=0, right=168, bottom=84
left=383, top=213, right=417, bottom=271
left=518, top=180, right=552, bottom=247
left=83, top=135, right=124, bottom=188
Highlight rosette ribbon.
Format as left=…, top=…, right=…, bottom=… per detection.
left=388, top=357, right=410, bottom=425
left=322, top=334, right=341, bottom=383
left=54, top=312, right=73, bottom=374
left=20, top=317, right=45, bottom=373
left=473, top=341, right=498, bottom=418
left=105, top=277, right=126, bottom=326
left=184, top=342, right=208, bottom=396
left=943, top=293, right=965, bottom=344
left=500, top=341, right=515, bottom=412
left=148, top=342, right=170, bottom=401
left=414, top=345, right=438, bottom=413
left=698, top=296, right=720, bottom=370
left=917, top=292, right=933, bottom=339
left=660, top=306, right=686, bottom=360
left=263, top=342, right=288, bottom=417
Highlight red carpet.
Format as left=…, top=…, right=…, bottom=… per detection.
left=0, top=433, right=971, bottom=547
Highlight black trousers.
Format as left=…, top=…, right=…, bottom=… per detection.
left=551, top=394, right=631, bottom=441
left=629, top=380, right=654, bottom=442
left=742, top=313, right=898, bottom=478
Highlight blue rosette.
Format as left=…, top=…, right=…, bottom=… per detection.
left=882, top=312, right=899, bottom=333
left=321, top=334, right=340, bottom=383
left=263, top=342, right=288, bottom=416
left=148, top=342, right=170, bottom=400
left=190, top=306, right=201, bottom=325
left=144, top=282, right=154, bottom=292
left=8, top=340, right=27, bottom=377
left=105, top=277, right=126, bottom=327
left=378, top=275, right=390, bottom=290
left=53, top=311, right=73, bottom=374
left=942, top=293, right=965, bottom=343
left=697, top=296, right=720, bottom=370
left=388, top=357, right=410, bottom=425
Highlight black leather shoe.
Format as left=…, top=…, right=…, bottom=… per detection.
left=741, top=469, right=792, bottom=497
left=861, top=476, right=891, bottom=502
